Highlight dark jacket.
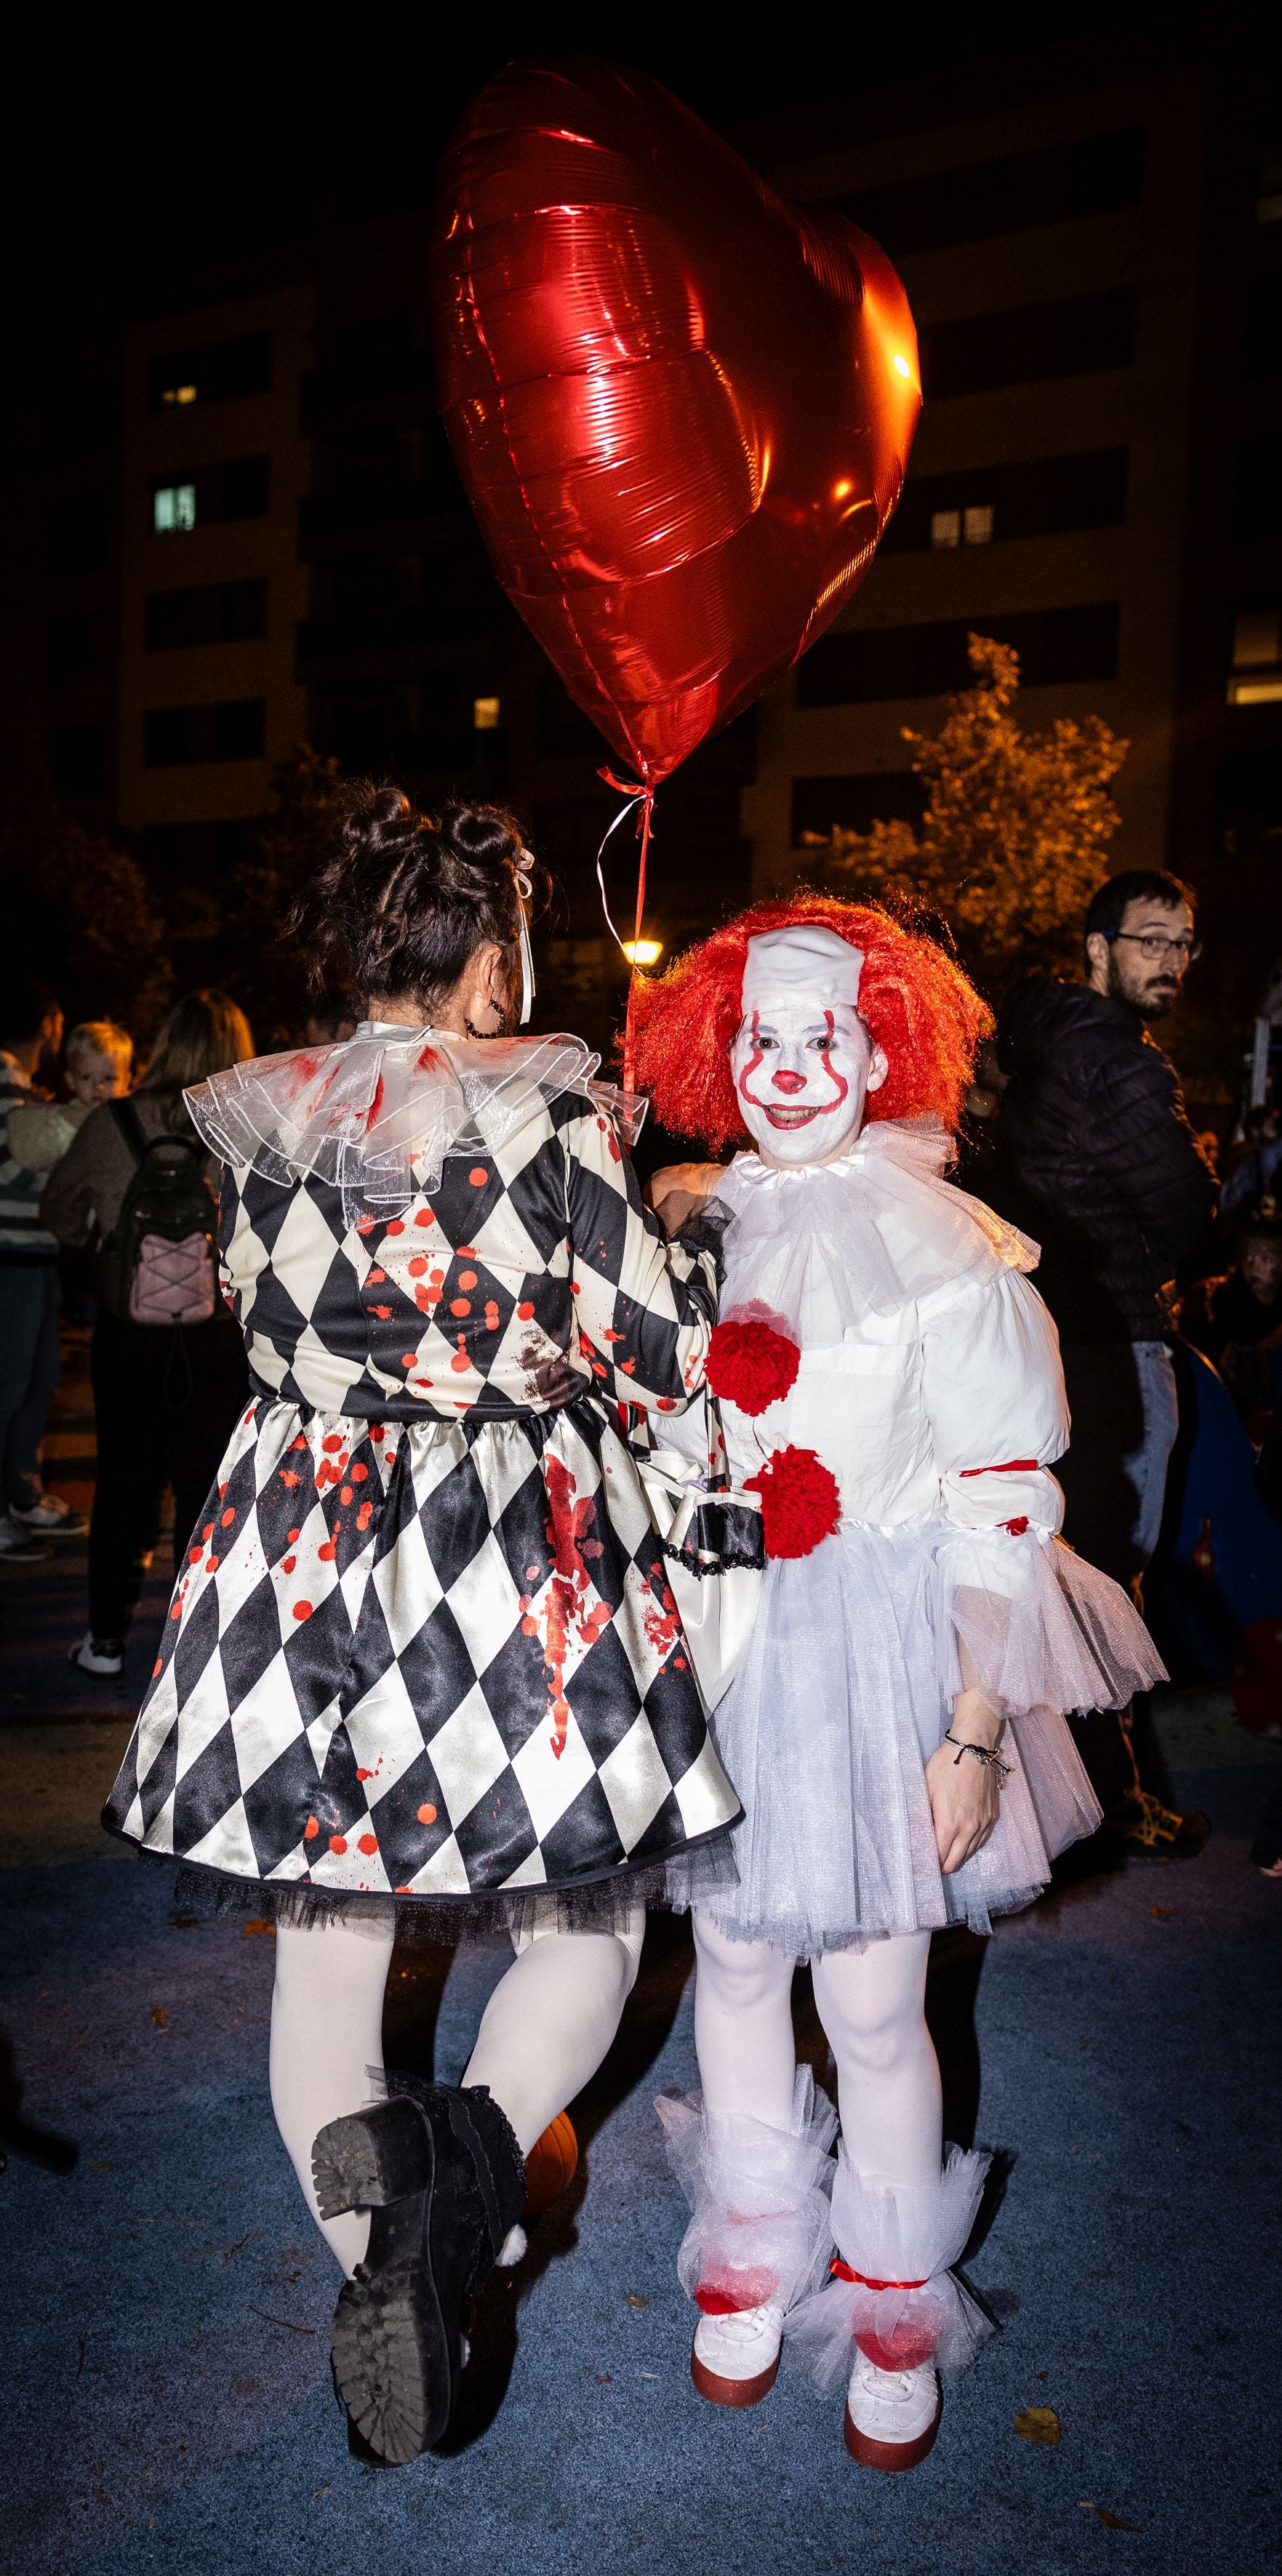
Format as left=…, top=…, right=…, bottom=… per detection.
left=986, top=976, right=1217, bottom=1345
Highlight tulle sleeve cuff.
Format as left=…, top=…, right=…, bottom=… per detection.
left=933, top=1526, right=1166, bottom=1718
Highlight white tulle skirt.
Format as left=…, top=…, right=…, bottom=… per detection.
left=687, top=1520, right=1163, bottom=1951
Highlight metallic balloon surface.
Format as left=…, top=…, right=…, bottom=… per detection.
left=431, top=59, right=921, bottom=786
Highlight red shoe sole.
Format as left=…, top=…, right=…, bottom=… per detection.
left=691, top=2337, right=780, bottom=2409
left=843, top=2385, right=942, bottom=2471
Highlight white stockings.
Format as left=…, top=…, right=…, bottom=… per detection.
left=692, top=1913, right=942, bottom=2188
left=270, top=1914, right=641, bottom=2274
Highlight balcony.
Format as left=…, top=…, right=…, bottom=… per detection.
left=296, top=600, right=502, bottom=671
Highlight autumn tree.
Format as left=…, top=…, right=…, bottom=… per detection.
left=0, top=809, right=172, bottom=1040
left=813, top=634, right=1127, bottom=995
left=220, top=744, right=345, bottom=1046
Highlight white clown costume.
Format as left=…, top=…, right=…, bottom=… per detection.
left=646, top=915, right=1163, bottom=2469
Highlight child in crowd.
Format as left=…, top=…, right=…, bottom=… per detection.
left=1177, top=1199, right=1282, bottom=1442
left=7, top=1021, right=133, bottom=1173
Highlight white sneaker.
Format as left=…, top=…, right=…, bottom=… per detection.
left=69, top=1632, right=124, bottom=1677
left=692, top=2300, right=784, bottom=2408
left=0, top=1515, right=53, bottom=1562
left=11, top=1493, right=87, bottom=1536
left=844, top=2349, right=942, bottom=2470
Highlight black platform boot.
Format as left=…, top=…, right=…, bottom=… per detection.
left=313, top=2077, right=525, bottom=2466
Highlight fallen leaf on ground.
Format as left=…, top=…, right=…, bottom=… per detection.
left=149, top=2005, right=168, bottom=2028
left=622, top=2293, right=646, bottom=2308
left=88, top=2160, right=114, bottom=2171
left=242, top=1919, right=276, bottom=1938
left=1014, top=2406, right=1060, bottom=2444
left=1151, top=1905, right=1177, bottom=1919
left=313, top=2487, right=329, bottom=2500
left=168, top=1910, right=199, bottom=1929
left=1083, top=2505, right=1139, bottom=2531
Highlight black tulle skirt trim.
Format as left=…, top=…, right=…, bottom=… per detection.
left=134, top=1824, right=739, bottom=1945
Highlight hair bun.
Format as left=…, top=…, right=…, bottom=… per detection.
left=440, top=799, right=521, bottom=874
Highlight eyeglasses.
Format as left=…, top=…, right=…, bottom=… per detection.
left=1104, top=931, right=1202, bottom=963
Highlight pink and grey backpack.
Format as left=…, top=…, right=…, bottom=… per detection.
left=102, top=1099, right=217, bottom=1325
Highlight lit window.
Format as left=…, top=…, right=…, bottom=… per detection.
left=161, top=384, right=197, bottom=406
left=153, top=483, right=196, bottom=534
left=931, top=510, right=961, bottom=550
left=963, top=504, right=994, bottom=545
left=473, top=695, right=501, bottom=731
left=1227, top=606, right=1282, bottom=704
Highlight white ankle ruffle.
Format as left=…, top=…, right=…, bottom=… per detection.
left=786, top=2141, right=992, bottom=2385
left=657, top=2069, right=837, bottom=2318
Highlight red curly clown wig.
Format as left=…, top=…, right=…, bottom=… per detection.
left=631, top=896, right=992, bottom=1152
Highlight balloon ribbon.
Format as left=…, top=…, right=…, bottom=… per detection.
left=595, top=770, right=654, bottom=1091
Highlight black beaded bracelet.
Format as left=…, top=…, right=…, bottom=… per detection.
left=943, top=1730, right=1012, bottom=1782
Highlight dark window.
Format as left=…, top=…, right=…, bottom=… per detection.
left=48, top=489, right=108, bottom=577
left=1243, top=273, right=1282, bottom=382
left=832, top=127, right=1145, bottom=255
left=148, top=334, right=272, bottom=410
left=1234, top=434, right=1282, bottom=542
left=919, top=291, right=1136, bottom=401
left=882, top=449, right=1128, bottom=554
left=798, top=605, right=1120, bottom=705
left=49, top=723, right=105, bottom=798
left=48, top=610, right=105, bottom=686
left=145, top=580, right=268, bottom=650
left=216, top=455, right=271, bottom=518
left=143, top=699, right=266, bottom=766
left=791, top=773, right=927, bottom=843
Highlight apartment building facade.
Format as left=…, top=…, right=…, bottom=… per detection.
left=7, top=24, right=1278, bottom=1067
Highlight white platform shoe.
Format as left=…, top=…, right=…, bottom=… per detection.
left=691, top=2299, right=785, bottom=2408
left=844, top=2348, right=942, bottom=2470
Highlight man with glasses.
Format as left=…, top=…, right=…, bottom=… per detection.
left=988, top=872, right=1217, bottom=1858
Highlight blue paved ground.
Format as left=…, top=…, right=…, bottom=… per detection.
left=2, top=1759, right=1279, bottom=2576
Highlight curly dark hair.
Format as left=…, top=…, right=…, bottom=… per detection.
left=291, top=783, right=541, bottom=1017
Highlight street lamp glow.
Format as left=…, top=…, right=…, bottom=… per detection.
left=622, top=938, right=664, bottom=967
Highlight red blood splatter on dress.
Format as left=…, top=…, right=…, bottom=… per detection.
left=293, top=1600, right=313, bottom=1621
left=329, top=1834, right=347, bottom=1854
left=385, top=1219, right=404, bottom=1235
left=357, top=1833, right=378, bottom=1856
left=516, top=1457, right=622, bottom=1760
left=417, top=1802, right=437, bottom=1824
left=459, top=1270, right=478, bottom=1291
left=468, top=1168, right=487, bottom=1186
left=517, top=1300, right=535, bottom=1320
left=369, top=1304, right=392, bottom=1320
left=221, top=1507, right=235, bottom=1527
left=304, top=1815, right=319, bottom=1839
left=319, top=1541, right=336, bottom=1562
left=350, top=1463, right=367, bottom=1482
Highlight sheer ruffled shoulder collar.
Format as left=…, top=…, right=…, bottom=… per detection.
left=185, top=1024, right=641, bottom=1227
left=710, top=1118, right=1038, bottom=1336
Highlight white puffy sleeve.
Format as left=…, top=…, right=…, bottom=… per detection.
left=920, top=1269, right=1163, bottom=1718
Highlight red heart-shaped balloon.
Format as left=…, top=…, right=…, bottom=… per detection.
left=432, top=59, right=921, bottom=787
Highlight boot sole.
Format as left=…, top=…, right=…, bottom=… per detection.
left=691, top=2338, right=780, bottom=2409
left=844, top=2386, right=942, bottom=2472
left=319, top=2100, right=452, bottom=2466
left=313, top=2097, right=432, bottom=2220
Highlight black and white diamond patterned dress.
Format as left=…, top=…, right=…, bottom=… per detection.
left=103, top=1040, right=740, bottom=1925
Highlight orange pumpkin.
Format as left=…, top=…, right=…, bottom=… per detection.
left=524, top=2111, right=578, bottom=2215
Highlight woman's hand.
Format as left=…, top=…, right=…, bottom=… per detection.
left=925, top=1688, right=1004, bottom=1874
left=645, top=1163, right=726, bottom=1237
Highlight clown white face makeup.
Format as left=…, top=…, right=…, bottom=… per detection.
left=730, top=928, right=889, bottom=1166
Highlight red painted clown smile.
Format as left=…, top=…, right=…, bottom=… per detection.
left=761, top=1102, right=824, bottom=1128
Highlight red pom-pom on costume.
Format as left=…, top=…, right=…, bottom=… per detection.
left=706, top=1318, right=800, bottom=1416
left=747, top=1445, right=841, bottom=1559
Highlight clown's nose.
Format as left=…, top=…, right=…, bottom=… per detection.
left=772, top=1069, right=807, bottom=1094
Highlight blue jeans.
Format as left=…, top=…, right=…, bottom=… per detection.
left=1057, top=1339, right=1179, bottom=1592
left=1057, top=1339, right=1179, bottom=1812
left=0, top=1263, right=61, bottom=1514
